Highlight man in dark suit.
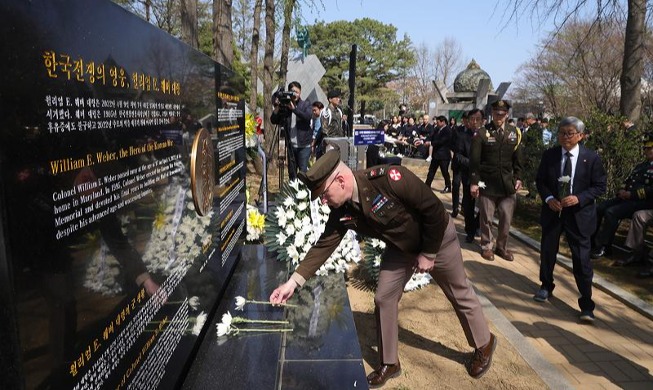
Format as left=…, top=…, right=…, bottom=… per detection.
left=270, top=150, right=497, bottom=387
left=425, top=115, right=452, bottom=192
left=533, top=117, right=607, bottom=323
left=452, top=109, right=480, bottom=242
left=450, top=112, right=469, bottom=217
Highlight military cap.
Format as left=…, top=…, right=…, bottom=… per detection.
left=298, top=149, right=341, bottom=200
left=327, top=89, right=342, bottom=99
left=490, top=99, right=511, bottom=111
left=643, top=132, right=653, bottom=148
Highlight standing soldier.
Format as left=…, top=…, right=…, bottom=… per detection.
left=470, top=100, right=523, bottom=261
left=270, top=150, right=497, bottom=388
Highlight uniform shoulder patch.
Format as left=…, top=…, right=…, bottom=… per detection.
left=366, top=166, right=387, bottom=179
left=388, top=167, right=403, bottom=181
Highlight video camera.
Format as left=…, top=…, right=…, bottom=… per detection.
left=273, top=89, right=296, bottom=106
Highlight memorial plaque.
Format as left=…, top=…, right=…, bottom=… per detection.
left=0, top=0, right=246, bottom=389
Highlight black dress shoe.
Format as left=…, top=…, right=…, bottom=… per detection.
left=441, top=186, right=451, bottom=193
left=450, top=210, right=458, bottom=218
left=465, top=235, right=475, bottom=243
left=590, top=247, right=605, bottom=259
left=468, top=333, right=497, bottom=378
left=613, top=255, right=645, bottom=267
left=367, top=362, right=401, bottom=388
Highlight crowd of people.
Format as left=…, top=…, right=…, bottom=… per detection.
left=267, top=88, right=652, bottom=387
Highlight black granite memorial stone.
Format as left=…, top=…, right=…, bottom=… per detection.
left=0, top=0, right=245, bottom=389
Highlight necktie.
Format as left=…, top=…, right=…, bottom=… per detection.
left=563, top=151, right=572, bottom=177
left=562, top=151, right=572, bottom=194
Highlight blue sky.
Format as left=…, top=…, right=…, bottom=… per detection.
left=301, top=0, right=553, bottom=93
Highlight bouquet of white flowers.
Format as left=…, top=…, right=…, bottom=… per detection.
left=264, top=179, right=360, bottom=275
left=362, top=237, right=432, bottom=292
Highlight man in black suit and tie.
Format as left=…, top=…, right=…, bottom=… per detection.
left=533, top=117, right=607, bottom=322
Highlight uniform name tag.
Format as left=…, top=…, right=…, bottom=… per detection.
left=487, top=137, right=496, bottom=143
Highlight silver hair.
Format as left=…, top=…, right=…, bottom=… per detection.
left=558, top=116, right=585, bottom=134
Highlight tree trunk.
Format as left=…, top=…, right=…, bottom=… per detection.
left=180, top=0, right=199, bottom=49
left=249, top=0, right=262, bottom=113
left=213, top=0, right=234, bottom=66
left=263, top=0, right=277, bottom=162
left=619, top=0, right=646, bottom=122
left=278, top=0, right=296, bottom=88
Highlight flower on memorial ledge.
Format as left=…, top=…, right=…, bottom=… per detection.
left=234, top=295, right=296, bottom=311
left=215, top=310, right=293, bottom=337
left=478, top=181, right=486, bottom=189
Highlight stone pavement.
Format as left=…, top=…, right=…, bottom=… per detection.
left=403, top=158, right=653, bottom=389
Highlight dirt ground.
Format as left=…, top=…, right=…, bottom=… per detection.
left=346, top=272, right=547, bottom=390
left=248, top=159, right=550, bottom=389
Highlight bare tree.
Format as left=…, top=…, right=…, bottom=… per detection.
left=249, top=0, right=263, bottom=112
left=433, top=37, right=466, bottom=88
left=181, top=0, right=199, bottom=48
left=263, top=0, right=277, bottom=161
left=500, top=0, right=648, bottom=121
left=278, top=0, right=297, bottom=87
left=213, top=0, right=234, bottom=66
left=621, top=0, right=647, bottom=121
left=409, top=43, right=435, bottom=112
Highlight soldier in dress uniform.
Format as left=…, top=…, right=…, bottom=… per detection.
left=270, top=150, right=497, bottom=388
left=469, top=99, right=523, bottom=261
left=591, top=132, right=653, bottom=259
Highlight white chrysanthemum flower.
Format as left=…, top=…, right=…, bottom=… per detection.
left=296, top=189, right=308, bottom=200
left=286, top=224, right=296, bottom=236
left=283, top=196, right=295, bottom=207
left=216, top=322, right=231, bottom=337
left=297, top=202, right=308, bottom=211
left=221, top=311, right=233, bottom=326
left=235, top=296, right=246, bottom=310
left=188, top=296, right=201, bottom=310
left=478, top=181, right=487, bottom=189
left=288, top=180, right=301, bottom=191
left=286, top=208, right=296, bottom=220
left=276, top=232, right=287, bottom=245
left=192, top=312, right=207, bottom=335
left=293, top=218, right=303, bottom=230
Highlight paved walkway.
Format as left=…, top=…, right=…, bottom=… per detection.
left=404, top=158, right=653, bottom=390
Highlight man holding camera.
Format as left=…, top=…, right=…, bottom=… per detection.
left=271, top=81, right=313, bottom=179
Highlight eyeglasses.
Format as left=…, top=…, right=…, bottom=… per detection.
left=559, top=131, right=580, bottom=138
left=319, top=171, right=340, bottom=200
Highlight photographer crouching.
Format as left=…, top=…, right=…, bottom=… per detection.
left=271, top=81, right=313, bottom=180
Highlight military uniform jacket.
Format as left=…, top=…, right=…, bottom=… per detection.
left=294, top=165, right=449, bottom=281
left=469, top=122, right=523, bottom=197
left=622, top=160, right=653, bottom=200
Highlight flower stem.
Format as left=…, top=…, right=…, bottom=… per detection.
left=247, top=299, right=297, bottom=308
left=232, top=317, right=289, bottom=325
left=234, top=327, right=293, bottom=335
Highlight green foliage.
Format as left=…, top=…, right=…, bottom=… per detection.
left=521, top=124, right=546, bottom=194
left=583, top=111, right=644, bottom=199
left=307, top=18, right=415, bottom=107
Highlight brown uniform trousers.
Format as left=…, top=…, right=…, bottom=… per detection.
left=478, top=193, right=516, bottom=252
left=374, top=217, right=491, bottom=364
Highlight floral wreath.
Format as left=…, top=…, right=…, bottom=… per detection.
left=264, top=179, right=360, bottom=276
